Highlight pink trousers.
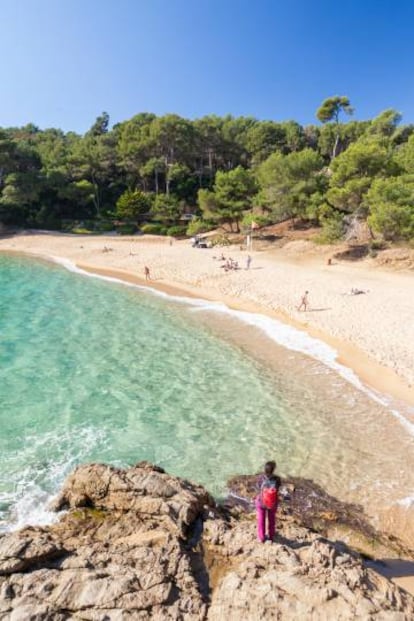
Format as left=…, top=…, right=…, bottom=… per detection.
left=255, top=496, right=276, bottom=542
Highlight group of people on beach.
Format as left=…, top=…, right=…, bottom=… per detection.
left=213, top=253, right=253, bottom=271
left=212, top=254, right=240, bottom=270
left=221, top=257, right=240, bottom=271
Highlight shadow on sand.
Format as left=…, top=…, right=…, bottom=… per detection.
left=366, top=558, right=414, bottom=579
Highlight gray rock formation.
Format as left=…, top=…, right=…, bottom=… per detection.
left=0, top=462, right=413, bottom=620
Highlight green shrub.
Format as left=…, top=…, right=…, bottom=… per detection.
left=141, top=223, right=168, bottom=235
left=315, top=216, right=344, bottom=244
left=71, top=227, right=93, bottom=235
left=166, top=225, right=188, bottom=238
left=368, top=239, right=387, bottom=257
left=240, top=213, right=271, bottom=230
left=116, top=223, right=137, bottom=235
left=186, top=218, right=214, bottom=236
left=210, top=234, right=231, bottom=246
left=367, top=177, right=414, bottom=240
left=368, top=201, right=414, bottom=241
left=96, top=220, right=115, bottom=232
left=369, top=239, right=387, bottom=251
left=116, top=189, right=153, bottom=220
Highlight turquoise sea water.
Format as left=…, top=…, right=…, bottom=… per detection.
left=1, top=254, right=414, bottom=532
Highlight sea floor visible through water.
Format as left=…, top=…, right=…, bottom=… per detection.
left=1, top=253, right=414, bottom=545
left=199, top=310, right=414, bottom=540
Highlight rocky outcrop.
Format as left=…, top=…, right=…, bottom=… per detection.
left=0, top=462, right=413, bottom=620
left=205, top=519, right=412, bottom=620
left=226, top=473, right=411, bottom=559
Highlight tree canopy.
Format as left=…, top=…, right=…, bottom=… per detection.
left=0, top=100, right=412, bottom=241
left=316, top=96, right=354, bottom=160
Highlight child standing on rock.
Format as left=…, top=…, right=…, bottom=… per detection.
left=256, top=461, right=281, bottom=543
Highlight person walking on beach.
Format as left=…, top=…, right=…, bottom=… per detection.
left=256, top=461, right=281, bottom=543
left=297, top=290, right=309, bottom=311
left=144, top=266, right=151, bottom=281
left=246, top=254, right=252, bottom=270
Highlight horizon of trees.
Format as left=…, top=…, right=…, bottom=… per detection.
left=0, top=98, right=413, bottom=241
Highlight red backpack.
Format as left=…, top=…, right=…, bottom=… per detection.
left=261, top=479, right=278, bottom=510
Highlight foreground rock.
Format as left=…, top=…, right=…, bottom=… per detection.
left=226, top=473, right=412, bottom=559
left=0, top=463, right=413, bottom=620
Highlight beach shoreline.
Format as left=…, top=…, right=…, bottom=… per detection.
left=77, top=261, right=414, bottom=410
left=1, top=232, right=413, bottom=409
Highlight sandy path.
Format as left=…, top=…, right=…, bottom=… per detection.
left=1, top=232, right=413, bottom=405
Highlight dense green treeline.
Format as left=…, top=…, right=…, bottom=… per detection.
left=1, top=99, right=414, bottom=240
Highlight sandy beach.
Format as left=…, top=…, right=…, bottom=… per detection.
left=1, top=231, right=414, bottom=409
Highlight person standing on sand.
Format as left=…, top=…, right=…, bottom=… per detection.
left=144, top=266, right=151, bottom=281
left=246, top=254, right=252, bottom=270
left=297, top=290, right=309, bottom=311
left=255, top=461, right=281, bottom=543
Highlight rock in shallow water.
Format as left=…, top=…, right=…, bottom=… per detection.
left=0, top=461, right=412, bottom=620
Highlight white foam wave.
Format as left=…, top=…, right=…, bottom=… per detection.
left=0, top=425, right=108, bottom=533
left=9, top=484, right=59, bottom=532
left=50, top=256, right=414, bottom=437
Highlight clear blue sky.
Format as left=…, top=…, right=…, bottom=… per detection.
left=1, top=0, right=413, bottom=133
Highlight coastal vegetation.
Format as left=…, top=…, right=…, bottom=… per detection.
left=0, top=99, right=413, bottom=241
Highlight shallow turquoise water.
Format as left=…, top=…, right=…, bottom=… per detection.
left=1, top=254, right=414, bottom=532
left=0, top=255, right=308, bottom=529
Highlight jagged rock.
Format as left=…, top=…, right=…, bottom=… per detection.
left=52, top=461, right=214, bottom=539
left=0, top=463, right=413, bottom=620
left=0, top=530, right=65, bottom=575
left=204, top=519, right=414, bottom=620
left=226, top=472, right=412, bottom=558
left=0, top=463, right=213, bottom=620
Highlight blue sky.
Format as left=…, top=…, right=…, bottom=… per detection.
left=1, top=0, right=413, bottom=133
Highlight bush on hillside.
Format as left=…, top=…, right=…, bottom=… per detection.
left=315, top=215, right=344, bottom=244
left=95, top=220, right=115, bottom=232
left=140, top=223, right=168, bottom=235
left=186, top=218, right=214, bottom=236
left=71, top=227, right=94, bottom=235
left=116, top=223, right=137, bottom=235
left=116, top=190, right=152, bottom=220
left=166, top=225, right=188, bottom=237
left=240, top=213, right=272, bottom=230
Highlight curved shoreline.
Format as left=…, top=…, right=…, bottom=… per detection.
left=3, top=239, right=414, bottom=550
left=1, top=234, right=413, bottom=411
left=77, top=261, right=414, bottom=411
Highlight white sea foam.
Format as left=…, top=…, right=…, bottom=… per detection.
left=49, top=255, right=414, bottom=437
left=9, top=484, right=59, bottom=532
left=0, top=425, right=108, bottom=533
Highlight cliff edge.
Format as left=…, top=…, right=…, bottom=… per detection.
left=0, top=462, right=413, bottom=620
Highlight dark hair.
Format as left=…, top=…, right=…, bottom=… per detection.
left=264, top=461, right=276, bottom=476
